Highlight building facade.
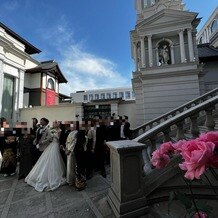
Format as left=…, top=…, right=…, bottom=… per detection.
left=197, top=7, right=218, bottom=48
left=71, top=87, right=135, bottom=103
left=131, top=0, right=204, bottom=125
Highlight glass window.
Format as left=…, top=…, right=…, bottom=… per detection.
left=47, top=78, right=55, bottom=90
left=119, top=92, right=124, bottom=98
left=101, top=93, right=105, bottom=99
left=89, top=94, right=93, bottom=101
left=84, top=95, right=88, bottom=101
left=132, top=91, right=135, bottom=98
left=113, top=92, right=117, bottom=98
left=106, top=93, right=111, bottom=99
left=125, top=91, right=131, bottom=99
left=211, top=19, right=218, bottom=33
left=142, top=0, right=155, bottom=8
left=95, top=94, right=99, bottom=100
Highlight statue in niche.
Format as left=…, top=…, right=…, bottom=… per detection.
left=159, top=44, right=169, bottom=65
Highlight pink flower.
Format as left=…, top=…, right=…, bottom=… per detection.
left=179, top=140, right=215, bottom=180
left=198, top=131, right=218, bottom=147
left=159, top=141, right=174, bottom=154
left=151, top=149, right=170, bottom=169
left=172, top=140, right=187, bottom=154
left=194, top=211, right=207, bottom=218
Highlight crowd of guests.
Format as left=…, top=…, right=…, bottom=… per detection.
left=0, top=115, right=131, bottom=192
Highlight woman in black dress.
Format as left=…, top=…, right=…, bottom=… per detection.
left=18, top=129, right=35, bottom=179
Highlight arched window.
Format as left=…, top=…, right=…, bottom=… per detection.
left=211, top=19, right=218, bottom=33
left=47, top=78, right=55, bottom=90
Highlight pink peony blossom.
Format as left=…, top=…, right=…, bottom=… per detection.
left=198, top=131, right=218, bottom=147
left=159, top=141, right=174, bottom=154
left=179, top=140, right=215, bottom=180
left=172, top=140, right=187, bottom=154
left=151, top=149, right=170, bottom=169
left=194, top=211, right=207, bottom=218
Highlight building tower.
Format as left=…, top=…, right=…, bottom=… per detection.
left=131, top=0, right=204, bottom=125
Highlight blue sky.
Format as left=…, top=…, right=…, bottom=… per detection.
left=0, top=0, right=217, bottom=95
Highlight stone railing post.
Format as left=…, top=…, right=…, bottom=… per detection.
left=106, top=140, right=148, bottom=218
left=176, top=121, right=185, bottom=140
left=205, top=107, right=215, bottom=131
left=190, top=114, right=200, bottom=138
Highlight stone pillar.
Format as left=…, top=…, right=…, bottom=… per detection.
left=179, top=30, right=186, bottom=63
left=187, top=29, right=194, bottom=62
left=133, top=42, right=138, bottom=71
left=155, top=47, right=159, bottom=66
left=170, top=45, right=175, bottom=64
left=140, top=37, right=146, bottom=68
left=147, top=35, right=153, bottom=67
left=0, top=60, right=3, bottom=115
left=107, top=140, right=148, bottom=218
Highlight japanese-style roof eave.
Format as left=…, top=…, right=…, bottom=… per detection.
left=0, top=22, right=41, bottom=55
left=26, top=61, right=68, bottom=83
left=198, top=43, right=218, bottom=61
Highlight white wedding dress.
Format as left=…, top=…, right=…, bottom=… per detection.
left=25, top=132, right=66, bottom=192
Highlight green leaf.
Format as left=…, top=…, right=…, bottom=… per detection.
left=175, top=191, right=192, bottom=209
left=168, top=191, right=176, bottom=215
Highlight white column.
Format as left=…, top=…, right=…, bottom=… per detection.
left=133, top=42, right=138, bottom=71
left=147, top=35, right=153, bottom=67
left=140, top=36, right=146, bottom=67
left=170, top=45, right=175, bottom=64
left=179, top=30, right=186, bottom=63
left=187, top=29, right=194, bottom=62
left=0, top=60, right=3, bottom=115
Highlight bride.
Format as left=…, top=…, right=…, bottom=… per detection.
left=25, top=121, right=66, bottom=192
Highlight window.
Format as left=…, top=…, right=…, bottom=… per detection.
left=47, top=78, right=55, bottom=90
left=89, top=94, right=93, bottom=101
left=125, top=91, right=131, bottom=99
left=106, top=93, right=111, bottom=99
left=84, top=95, right=88, bottom=101
left=113, top=92, right=117, bottom=98
left=101, top=93, right=105, bottom=99
left=211, top=19, right=218, bottom=33
left=132, top=91, right=135, bottom=98
left=119, top=92, right=124, bottom=98
left=142, top=0, right=155, bottom=8
left=199, top=37, right=203, bottom=44
left=95, top=94, right=99, bottom=100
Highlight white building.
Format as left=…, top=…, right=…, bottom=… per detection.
left=197, top=7, right=218, bottom=48
left=0, top=22, right=67, bottom=125
left=71, top=87, right=135, bottom=103
left=0, top=22, right=40, bottom=125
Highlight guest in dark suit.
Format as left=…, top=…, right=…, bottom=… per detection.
left=95, top=119, right=107, bottom=178
left=59, top=122, right=71, bottom=166
left=123, top=116, right=132, bottom=139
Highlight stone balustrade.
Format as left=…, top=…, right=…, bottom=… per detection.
left=107, top=90, right=218, bottom=217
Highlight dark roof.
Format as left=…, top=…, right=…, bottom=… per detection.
left=26, top=60, right=68, bottom=83
left=0, top=22, right=41, bottom=55
left=59, top=93, right=71, bottom=99
left=198, top=43, right=218, bottom=61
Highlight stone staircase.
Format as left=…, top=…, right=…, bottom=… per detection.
left=107, top=87, right=218, bottom=218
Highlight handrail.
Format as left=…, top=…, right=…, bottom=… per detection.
left=132, top=87, right=218, bottom=138
left=133, top=95, right=218, bottom=143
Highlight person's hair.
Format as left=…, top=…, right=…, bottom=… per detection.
left=41, top=118, right=49, bottom=125
left=32, top=118, right=38, bottom=123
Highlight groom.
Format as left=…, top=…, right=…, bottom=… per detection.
left=33, top=117, right=52, bottom=163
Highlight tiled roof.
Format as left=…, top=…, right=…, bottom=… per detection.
left=26, top=60, right=67, bottom=83
left=198, top=43, right=218, bottom=61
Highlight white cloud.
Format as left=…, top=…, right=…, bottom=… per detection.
left=36, top=18, right=130, bottom=95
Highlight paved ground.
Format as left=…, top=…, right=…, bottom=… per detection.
left=0, top=162, right=115, bottom=218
